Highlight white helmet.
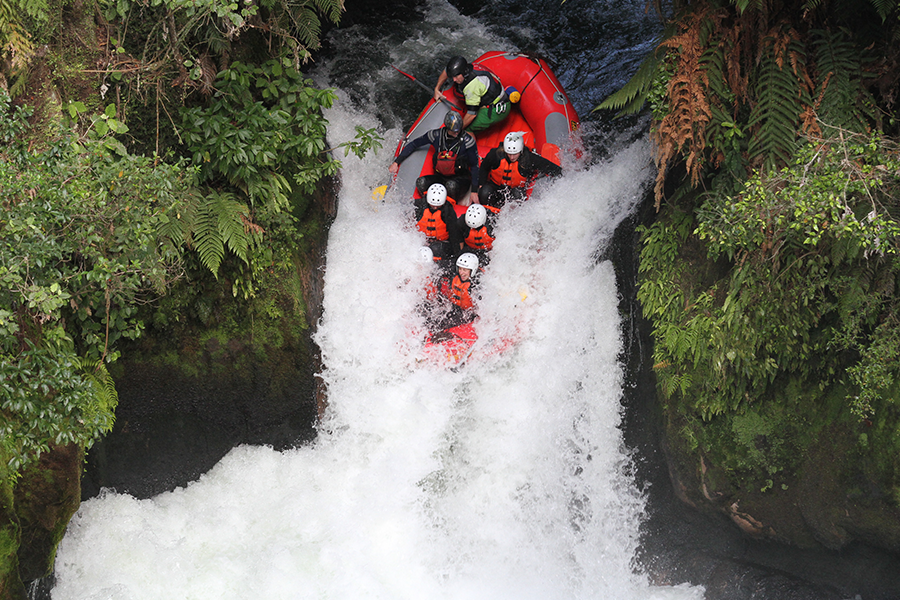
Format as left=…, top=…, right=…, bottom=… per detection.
left=418, top=246, right=434, bottom=263
left=456, top=252, right=479, bottom=272
left=503, top=131, right=524, bottom=155
left=465, top=204, right=487, bottom=228
left=426, top=183, right=447, bottom=207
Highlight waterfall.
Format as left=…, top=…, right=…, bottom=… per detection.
left=51, top=107, right=702, bottom=600
left=52, top=1, right=706, bottom=598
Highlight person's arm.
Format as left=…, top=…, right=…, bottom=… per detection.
left=479, top=149, right=499, bottom=188
left=433, top=69, right=448, bottom=101
left=413, top=198, right=427, bottom=219
left=390, top=132, right=434, bottom=172
left=445, top=206, right=462, bottom=258
left=463, top=133, right=481, bottom=203
left=456, top=215, right=468, bottom=252
left=523, top=149, right=563, bottom=179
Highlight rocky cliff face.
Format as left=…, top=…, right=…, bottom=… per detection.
left=662, top=410, right=900, bottom=553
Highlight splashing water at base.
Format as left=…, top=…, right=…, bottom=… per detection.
left=51, top=93, right=704, bottom=599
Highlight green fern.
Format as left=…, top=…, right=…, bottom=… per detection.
left=811, top=29, right=875, bottom=134
left=190, top=191, right=253, bottom=277
left=595, top=51, right=662, bottom=116
left=76, top=359, right=119, bottom=441
left=157, top=202, right=190, bottom=253
left=867, top=0, right=898, bottom=20
left=310, top=0, right=342, bottom=23
left=0, top=0, right=34, bottom=95
left=747, top=45, right=802, bottom=170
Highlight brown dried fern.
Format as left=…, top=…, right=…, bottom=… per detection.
left=652, top=6, right=714, bottom=208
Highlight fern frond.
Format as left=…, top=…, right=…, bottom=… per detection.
left=747, top=40, right=802, bottom=170
left=801, top=0, right=823, bottom=11
left=284, top=4, right=323, bottom=49
left=214, top=193, right=252, bottom=264
left=702, top=42, right=737, bottom=110
left=867, top=0, right=897, bottom=20
left=75, top=358, right=119, bottom=437
left=651, top=7, right=715, bottom=207
left=0, top=0, right=34, bottom=95
left=193, top=195, right=226, bottom=277
left=157, top=206, right=189, bottom=253
left=595, top=52, right=662, bottom=116
left=310, top=0, right=343, bottom=24
left=811, top=29, right=875, bottom=134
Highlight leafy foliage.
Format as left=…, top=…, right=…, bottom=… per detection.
left=746, top=31, right=803, bottom=170
left=186, top=191, right=258, bottom=278
left=180, top=59, right=339, bottom=212
left=0, top=0, right=36, bottom=94
left=600, top=0, right=894, bottom=208
left=0, top=89, right=194, bottom=475
left=640, top=132, right=900, bottom=423
left=620, top=0, right=900, bottom=496
left=178, top=59, right=381, bottom=284
left=595, top=44, right=666, bottom=116
left=810, top=28, right=876, bottom=134
left=96, top=0, right=344, bottom=107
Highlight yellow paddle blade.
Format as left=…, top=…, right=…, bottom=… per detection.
left=372, top=185, right=388, bottom=202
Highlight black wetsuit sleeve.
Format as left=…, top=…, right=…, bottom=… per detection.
left=456, top=214, right=470, bottom=240
left=414, top=197, right=427, bottom=220
left=479, top=148, right=501, bottom=188
left=464, top=134, right=481, bottom=192
left=522, top=149, right=562, bottom=179
left=444, top=205, right=462, bottom=257
left=395, top=131, right=435, bottom=165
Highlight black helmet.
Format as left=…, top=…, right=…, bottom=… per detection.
left=446, top=56, right=469, bottom=78
left=443, top=111, right=463, bottom=134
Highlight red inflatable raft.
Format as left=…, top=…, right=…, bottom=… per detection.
left=394, top=51, right=580, bottom=366
left=391, top=51, right=580, bottom=203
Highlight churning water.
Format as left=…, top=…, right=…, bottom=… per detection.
left=52, top=1, right=706, bottom=598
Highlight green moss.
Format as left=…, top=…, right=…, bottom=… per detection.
left=110, top=237, right=317, bottom=384
left=13, top=444, right=83, bottom=581
left=0, top=473, right=20, bottom=589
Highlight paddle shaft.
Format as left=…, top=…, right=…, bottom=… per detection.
left=391, top=65, right=461, bottom=111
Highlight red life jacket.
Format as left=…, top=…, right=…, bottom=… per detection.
left=450, top=276, right=473, bottom=310
left=489, top=155, right=527, bottom=188
left=464, top=226, right=494, bottom=250
left=417, top=207, right=449, bottom=241
left=435, top=130, right=464, bottom=176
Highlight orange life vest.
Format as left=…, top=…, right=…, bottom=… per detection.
left=489, top=156, right=527, bottom=188
left=464, top=226, right=494, bottom=250
left=450, top=276, right=474, bottom=310
left=417, top=207, right=449, bottom=241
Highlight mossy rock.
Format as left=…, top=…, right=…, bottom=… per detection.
left=12, top=444, right=83, bottom=584
left=1, top=474, right=26, bottom=600
left=663, top=397, right=900, bottom=551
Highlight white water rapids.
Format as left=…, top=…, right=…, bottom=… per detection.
left=51, top=93, right=704, bottom=598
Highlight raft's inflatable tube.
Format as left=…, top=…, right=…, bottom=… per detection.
left=392, top=51, right=580, bottom=201
left=470, top=51, right=578, bottom=154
